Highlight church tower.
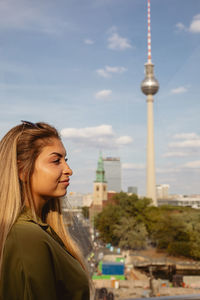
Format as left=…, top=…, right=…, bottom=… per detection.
left=93, top=152, right=107, bottom=206
left=90, top=153, right=107, bottom=221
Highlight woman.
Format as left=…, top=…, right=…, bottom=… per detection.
left=0, top=121, right=90, bottom=300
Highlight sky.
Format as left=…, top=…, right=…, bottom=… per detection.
left=0, top=0, right=200, bottom=196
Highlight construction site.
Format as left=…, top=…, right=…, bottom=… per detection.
left=91, top=247, right=200, bottom=299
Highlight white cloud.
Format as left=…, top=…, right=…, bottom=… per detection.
left=177, top=14, right=200, bottom=34
left=163, top=152, right=188, bottom=158
left=169, top=140, right=200, bottom=148
left=170, top=86, right=188, bottom=94
left=106, top=66, right=127, bottom=74
left=189, top=14, right=200, bottom=33
left=183, top=160, right=200, bottom=168
left=84, top=39, right=94, bottom=45
left=96, top=69, right=110, bottom=78
left=61, top=124, right=132, bottom=149
left=107, top=28, right=132, bottom=50
left=156, top=167, right=181, bottom=174
left=96, top=65, right=127, bottom=78
left=122, top=163, right=145, bottom=170
left=176, top=22, right=186, bottom=31
left=116, top=136, right=133, bottom=145
left=61, top=125, right=113, bottom=139
left=167, top=132, right=200, bottom=152
left=173, top=133, right=199, bottom=140
left=95, top=89, right=112, bottom=99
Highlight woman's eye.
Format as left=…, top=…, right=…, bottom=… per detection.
left=53, top=159, right=60, bottom=164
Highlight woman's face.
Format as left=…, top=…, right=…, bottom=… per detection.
left=30, top=138, right=72, bottom=207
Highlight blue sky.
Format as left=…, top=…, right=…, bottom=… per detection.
left=0, top=0, right=200, bottom=196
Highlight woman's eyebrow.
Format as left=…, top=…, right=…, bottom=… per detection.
left=49, top=152, right=66, bottom=157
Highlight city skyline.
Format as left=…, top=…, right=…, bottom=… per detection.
left=0, top=0, right=200, bottom=195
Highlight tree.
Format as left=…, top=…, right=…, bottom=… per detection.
left=94, top=192, right=200, bottom=260
left=82, top=206, right=89, bottom=219
left=148, top=207, right=200, bottom=259
left=94, top=204, right=121, bottom=245
left=113, top=217, right=148, bottom=250
left=94, top=193, right=151, bottom=249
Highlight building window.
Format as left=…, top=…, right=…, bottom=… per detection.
left=96, top=186, right=99, bottom=191
left=104, top=186, right=106, bottom=192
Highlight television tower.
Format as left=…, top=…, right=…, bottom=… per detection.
left=141, top=0, right=159, bottom=206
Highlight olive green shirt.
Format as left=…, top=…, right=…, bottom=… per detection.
left=0, top=209, right=90, bottom=300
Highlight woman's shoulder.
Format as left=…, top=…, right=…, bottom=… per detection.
left=7, top=207, right=50, bottom=242
left=2, top=220, right=57, bottom=276
left=5, top=219, right=51, bottom=255
left=14, top=216, right=48, bottom=234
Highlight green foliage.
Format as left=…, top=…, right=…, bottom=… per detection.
left=94, top=204, right=121, bottom=245
left=167, top=241, right=191, bottom=257
left=151, top=214, right=190, bottom=249
left=94, top=192, right=150, bottom=250
left=148, top=208, right=200, bottom=260
left=81, top=206, right=89, bottom=219
left=113, top=218, right=148, bottom=250
left=94, top=192, right=200, bottom=260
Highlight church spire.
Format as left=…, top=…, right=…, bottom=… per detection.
left=95, top=152, right=106, bottom=183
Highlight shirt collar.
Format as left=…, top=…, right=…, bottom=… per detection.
left=18, top=207, right=71, bottom=255
left=17, top=206, right=50, bottom=230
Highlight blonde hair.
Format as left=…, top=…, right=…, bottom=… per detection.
left=0, top=122, right=87, bottom=275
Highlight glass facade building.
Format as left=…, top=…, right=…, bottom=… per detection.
left=103, top=157, right=122, bottom=192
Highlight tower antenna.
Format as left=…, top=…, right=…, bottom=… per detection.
left=147, top=0, right=152, bottom=62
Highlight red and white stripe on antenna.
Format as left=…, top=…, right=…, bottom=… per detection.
left=147, top=0, right=152, bottom=62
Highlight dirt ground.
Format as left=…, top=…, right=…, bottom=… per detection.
left=137, top=247, right=196, bottom=263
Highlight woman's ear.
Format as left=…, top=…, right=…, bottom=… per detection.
left=19, top=171, right=24, bottom=182
left=18, top=161, right=26, bottom=182
left=18, top=170, right=26, bottom=182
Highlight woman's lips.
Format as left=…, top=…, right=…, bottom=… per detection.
left=59, top=179, right=70, bottom=186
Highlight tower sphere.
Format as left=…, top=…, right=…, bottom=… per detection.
left=141, top=62, right=159, bottom=96
left=141, top=76, right=159, bottom=95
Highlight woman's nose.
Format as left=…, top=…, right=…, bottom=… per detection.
left=63, top=163, right=73, bottom=176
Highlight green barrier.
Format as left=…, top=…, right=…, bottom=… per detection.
left=98, top=260, right=103, bottom=272
left=92, top=275, right=125, bottom=280
left=115, top=257, right=125, bottom=262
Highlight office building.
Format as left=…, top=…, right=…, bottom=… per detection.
left=156, top=184, right=170, bottom=199
left=103, top=157, right=122, bottom=192
left=128, top=186, right=138, bottom=195
left=158, top=195, right=200, bottom=209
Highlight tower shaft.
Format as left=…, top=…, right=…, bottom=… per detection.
left=146, top=95, right=156, bottom=204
